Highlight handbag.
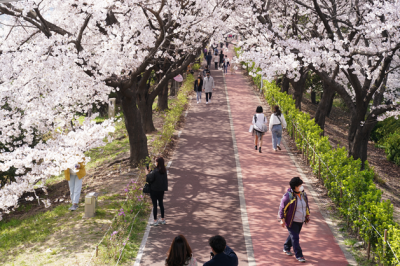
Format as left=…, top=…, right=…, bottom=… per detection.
left=249, top=125, right=254, bottom=132
left=143, top=183, right=151, bottom=194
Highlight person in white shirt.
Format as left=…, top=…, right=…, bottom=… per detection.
left=269, top=105, right=287, bottom=152
left=252, top=106, right=268, bottom=153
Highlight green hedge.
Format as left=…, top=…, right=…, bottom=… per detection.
left=263, top=82, right=400, bottom=265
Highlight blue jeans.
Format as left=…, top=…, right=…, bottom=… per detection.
left=68, top=173, right=83, bottom=204
left=271, top=124, right=282, bottom=149
left=224, top=65, right=228, bottom=73
left=284, top=222, right=304, bottom=258
left=196, top=91, right=202, bottom=101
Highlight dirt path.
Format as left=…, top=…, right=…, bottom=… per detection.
left=138, top=67, right=249, bottom=265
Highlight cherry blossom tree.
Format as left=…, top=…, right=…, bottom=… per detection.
left=232, top=0, right=400, bottom=168
left=0, top=0, right=232, bottom=218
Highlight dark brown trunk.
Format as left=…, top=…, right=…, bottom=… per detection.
left=281, top=76, right=290, bottom=93
left=290, top=72, right=308, bottom=110
left=314, top=82, right=336, bottom=134
left=119, top=91, right=149, bottom=166
left=311, top=91, right=317, bottom=104
left=158, top=82, right=169, bottom=111
left=170, top=80, right=177, bottom=96
left=137, top=85, right=157, bottom=133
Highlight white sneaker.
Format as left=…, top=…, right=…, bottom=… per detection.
left=206, top=101, right=208, bottom=104
left=197, top=101, right=199, bottom=104
left=199, top=99, right=201, bottom=103
left=273, top=149, right=277, bottom=152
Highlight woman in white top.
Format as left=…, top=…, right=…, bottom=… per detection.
left=252, top=106, right=268, bottom=153
left=269, top=105, right=287, bottom=152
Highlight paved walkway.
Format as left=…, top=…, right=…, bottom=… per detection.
left=137, top=47, right=349, bottom=265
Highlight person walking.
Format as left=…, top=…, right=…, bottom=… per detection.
left=214, top=56, right=219, bottom=70
left=145, top=157, right=168, bottom=226
left=203, top=65, right=210, bottom=77
left=278, top=177, right=310, bottom=263
left=223, top=55, right=230, bottom=74
left=165, top=235, right=198, bottom=266
left=194, top=74, right=203, bottom=104
left=269, top=105, right=287, bottom=152
left=204, top=47, right=207, bottom=56
left=203, top=235, right=238, bottom=266
left=205, top=52, right=212, bottom=69
left=252, top=106, right=268, bottom=153
left=64, top=161, right=86, bottom=211
left=219, top=51, right=224, bottom=68
left=203, top=72, right=215, bottom=104
left=214, top=47, right=219, bottom=56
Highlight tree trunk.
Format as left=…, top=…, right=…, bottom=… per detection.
left=314, top=82, right=336, bottom=134
left=158, top=82, right=169, bottom=111
left=137, top=84, right=157, bottom=133
left=281, top=76, right=290, bottom=94
left=119, top=92, right=149, bottom=166
left=348, top=105, right=377, bottom=170
left=170, top=80, right=176, bottom=96
left=311, top=91, right=317, bottom=104
left=290, top=71, right=308, bottom=110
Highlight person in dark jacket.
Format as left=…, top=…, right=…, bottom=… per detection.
left=205, top=52, right=212, bottom=69
left=278, top=177, right=310, bottom=263
left=194, top=74, right=203, bottom=104
left=219, top=51, right=224, bottom=68
left=203, top=235, right=238, bottom=266
left=145, top=157, right=168, bottom=226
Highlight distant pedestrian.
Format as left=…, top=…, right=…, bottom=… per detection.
left=279, top=177, right=310, bottom=263
left=165, top=235, right=198, bottom=266
left=219, top=51, right=224, bottom=67
left=214, top=47, right=219, bottom=55
left=194, top=74, right=203, bottom=104
left=269, top=105, right=287, bottom=152
left=252, top=106, right=268, bottom=153
left=223, top=55, right=230, bottom=74
left=204, top=235, right=238, bottom=266
left=145, top=157, right=168, bottom=226
left=214, top=56, right=219, bottom=70
left=203, top=72, right=215, bottom=104
left=64, top=161, right=86, bottom=211
left=226, top=42, right=229, bottom=48
left=205, top=52, right=212, bottom=69
left=220, top=42, right=223, bottom=48
left=203, top=65, right=210, bottom=77
left=204, top=48, right=207, bottom=55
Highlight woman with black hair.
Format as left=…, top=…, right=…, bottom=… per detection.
left=269, top=105, right=287, bottom=152
left=194, top=74, right=203, bottom=104
left=145, top=157, right=168, bottom=226
left=252, top=106, right=268, bottom=153
left=278, top=177, right=310, bottom=263
left=165, top=235, right=197, bottom=266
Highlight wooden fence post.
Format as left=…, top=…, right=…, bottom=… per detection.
left=96, top=246, right=98, bottom=257
left=367, top=240, right=371, bottom=260
left=384, top=229, right=387, bottom=257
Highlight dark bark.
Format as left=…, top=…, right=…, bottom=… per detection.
left=170, top=80, right=177, bottom=96
left=281, top=76, right=290, bottom=93
left=314, top=81, right=335, bottom=134
left=290, top=69, right=308, bottom=110
left=117, top=86, right=148, bottom=166
left=311, top=91, right=317, bottom=104
left=158, top=82, right=169, bottom=111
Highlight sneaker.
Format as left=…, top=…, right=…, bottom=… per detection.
left=159, top=219, right=167, bottom=225
left=255, top=145, right=257, bottom=150
left=277, top=145, right=282, bottom=150
left=206, top=102, right=208, bottom=104
left=297, top=257, right=306, bottom=262
left=70, top=205, right=78, bottom=211
left=259, top=147, right=262, bottom=153
left=209, top=100, right=211, bottom=103
left=199, top=99, right=201, bottom=103
left=197, top=101, right=199, bottom=104
left=151, top=220, right=160, bottom=226
left=283, top=249, right=294, bottom=256
left=273, top=149, right=277, bottom=152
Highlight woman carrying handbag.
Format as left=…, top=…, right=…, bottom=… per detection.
left=252, top=106, right=268, bottom=153
left=145, top=157, right=168, bottom=226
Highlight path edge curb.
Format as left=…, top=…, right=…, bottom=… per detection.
left=223, top=71, right=257, bottom=266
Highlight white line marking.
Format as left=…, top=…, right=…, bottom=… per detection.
left=223, top=71, right=257, bottom=266
left=178, top=131, right=182, bottom=138
left=133, top=212, right=152, bottom=266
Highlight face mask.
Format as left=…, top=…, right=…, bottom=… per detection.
left=299, top=185, right=304, bottom=192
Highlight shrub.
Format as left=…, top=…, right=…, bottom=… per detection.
left=385, top=132, right=400, bottom=166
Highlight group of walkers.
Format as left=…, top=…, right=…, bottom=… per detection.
left=204, top=44, right=230, bottom=73
left=251, top=105, right=287, bottom=153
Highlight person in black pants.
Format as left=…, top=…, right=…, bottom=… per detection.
left=219, top=51, right=224, bottom=68
left=145, top=157, right=168, bottom=226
